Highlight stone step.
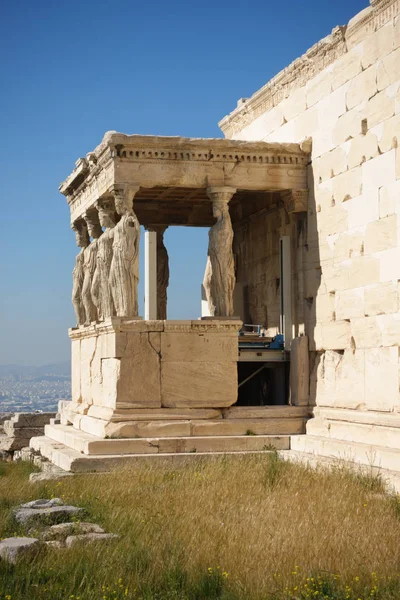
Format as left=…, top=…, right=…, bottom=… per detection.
left=76, top=414, right=306, bottom=439
left=30, top=435, right=287, bottom=473
left=290, top=434, right=400, bottom=472
left=280, top=450, right=400, bottom=494
left=222, top=406, right=311, bottom=419
left=315, top=408, right=400, bottom=429
left=307, top=417, right=400, bottom=450
left=44, top=424, right=290, bottom=456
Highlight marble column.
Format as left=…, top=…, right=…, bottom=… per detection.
left=154, top=226, right=169, bottom=320
left=144, top=229, right=157, bottom=320
left=203, top=187, right=236, bottom=317
left=109, top=185, right=141, bottom=318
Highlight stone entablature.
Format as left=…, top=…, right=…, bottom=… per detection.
left=219, top=0, right=399, bottom=138
left=60, top=134, right=309, bottom=225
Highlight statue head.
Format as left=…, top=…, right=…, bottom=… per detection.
left=96, top=198, right=117, bottom=229
left=72, top=220, right=90, bottom=248
left=83, top=210, right=102, bottom=239
left=112, top=185, right=139, bottom=216
left=212, top=202, right=228, bottom=220
left=114, top=192, right=133, bottom=216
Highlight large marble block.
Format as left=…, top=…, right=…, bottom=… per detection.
left=69, top=318, right=241, bottom=425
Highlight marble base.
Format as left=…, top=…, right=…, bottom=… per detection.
left=67, top=318, right=242, bottom=431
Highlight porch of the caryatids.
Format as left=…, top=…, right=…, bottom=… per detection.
left=203, top=186, right=236, bottom=317
left=91, top=197, right=117, bottom=321
left=82, top=210, right=103, bottom=324
left=72, top=219, right=90, bottom=326
left=154, top=226, right=169, bottom=320
left=109, top=184, right=141, bottom=318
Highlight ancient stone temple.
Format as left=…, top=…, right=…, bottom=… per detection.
left=32, top=0, right=400, bottom=484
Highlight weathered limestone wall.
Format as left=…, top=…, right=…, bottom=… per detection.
left=221, top=0, right=400, bottom=415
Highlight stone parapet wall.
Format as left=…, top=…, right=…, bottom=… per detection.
left=220, top=0, right=400, bottom=416
left=68, top=318, right=242, bottom=422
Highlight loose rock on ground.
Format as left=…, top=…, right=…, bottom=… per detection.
left=0, top=499, right=120, bottom=561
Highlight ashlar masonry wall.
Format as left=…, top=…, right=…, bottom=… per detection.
left=221, top=0, right=400, bottom=416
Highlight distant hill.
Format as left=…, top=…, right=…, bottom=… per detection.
left=0, top=362, right=71, bottom=380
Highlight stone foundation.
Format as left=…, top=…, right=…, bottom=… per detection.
left=64, top=318, right=242, bottom=436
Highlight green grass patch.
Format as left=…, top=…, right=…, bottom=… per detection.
left=1, top=455, right=400, bottom=599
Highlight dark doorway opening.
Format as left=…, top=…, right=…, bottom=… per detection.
left=236, top=362, right=289, bottom=406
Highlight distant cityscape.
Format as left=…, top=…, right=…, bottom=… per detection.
left=0, top=362, right=71, bottom=413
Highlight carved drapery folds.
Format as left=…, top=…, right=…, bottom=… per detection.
left=82, top=210, right=102, bottom=324
left=72, top=220, right=90, bottom=326
left=203, top=187, right=236, bottom=317
left=91, top=198, right=117, bottom=320
left=109, top=185, right=141, bottom=319
left=71, top=185, right=141, bottom=325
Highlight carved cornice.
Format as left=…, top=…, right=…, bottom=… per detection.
left=60, top=134, right=310, bottom=220
left=69, top=318, right=242, bottom=338
left=219, top=0, right=399, bottom=138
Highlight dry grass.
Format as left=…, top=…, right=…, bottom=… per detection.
left=1, top=454, right=400, bottom=599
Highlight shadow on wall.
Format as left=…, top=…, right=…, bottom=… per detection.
left=304, top=159, right=321, bottom=408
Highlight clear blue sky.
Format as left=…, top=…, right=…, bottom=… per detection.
left=0, top=0, right=367, bottom=366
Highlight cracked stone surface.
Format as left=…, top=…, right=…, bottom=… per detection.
left=41, top=522, right=105, bottom=541
left=20, top=498, right=64, bottom=509
left=65, top=532, right=120, bottom=548
left=14, top=499, right=84, bottom=526
left=0, top=537, right=39, bottom=563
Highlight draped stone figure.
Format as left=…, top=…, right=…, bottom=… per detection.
left=203, top=188, right=236, bottom=317
left=155, top=226, right=169, bottom=320
left=91, top=199, right=117, bottom=320
left=82, top=211, right=103, bottom=324
left=72, top=220, right=90, bottom=326
left=109, top=186, right=140, bottom=318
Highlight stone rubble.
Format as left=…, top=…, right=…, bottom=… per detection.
left=0, top=537, right=39, bottom=564
left=41, top=521, right=105, bottom=541
left=13, top=498, right=84, bottom=526
left=0, top=412, right=55, bottom=457
left=0, top=499, right=119, bottom=562
left=65, top=532, right=119, bottom=548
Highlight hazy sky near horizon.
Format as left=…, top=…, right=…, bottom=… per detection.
left=0, top=0, right=367, bottom=366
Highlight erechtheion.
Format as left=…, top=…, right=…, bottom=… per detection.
left=32, top=0, right=400, bottom=485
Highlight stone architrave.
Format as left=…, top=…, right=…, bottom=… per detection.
left=91, top=199, right=117, bottom=321
left=71, top=220, right=90, bottom=326
left=82, top=211, right=103, bottom=324
left=154, top=226, right=169, bottom=320
left=109, top=185, right=141, bottom=318
left=204, top=187, right=236, bottom=317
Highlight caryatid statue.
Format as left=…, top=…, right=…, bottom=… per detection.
left=82, top=210, right=103, bottom=324
left=203, top=187, right=236, bottom=317
left=154, top=226, right=169, bottom=320
left=72, top=219, right=90, bottom=326
left=109, top=185, right=141, bottom=318
left=91, top=198, right=117, bottom=320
